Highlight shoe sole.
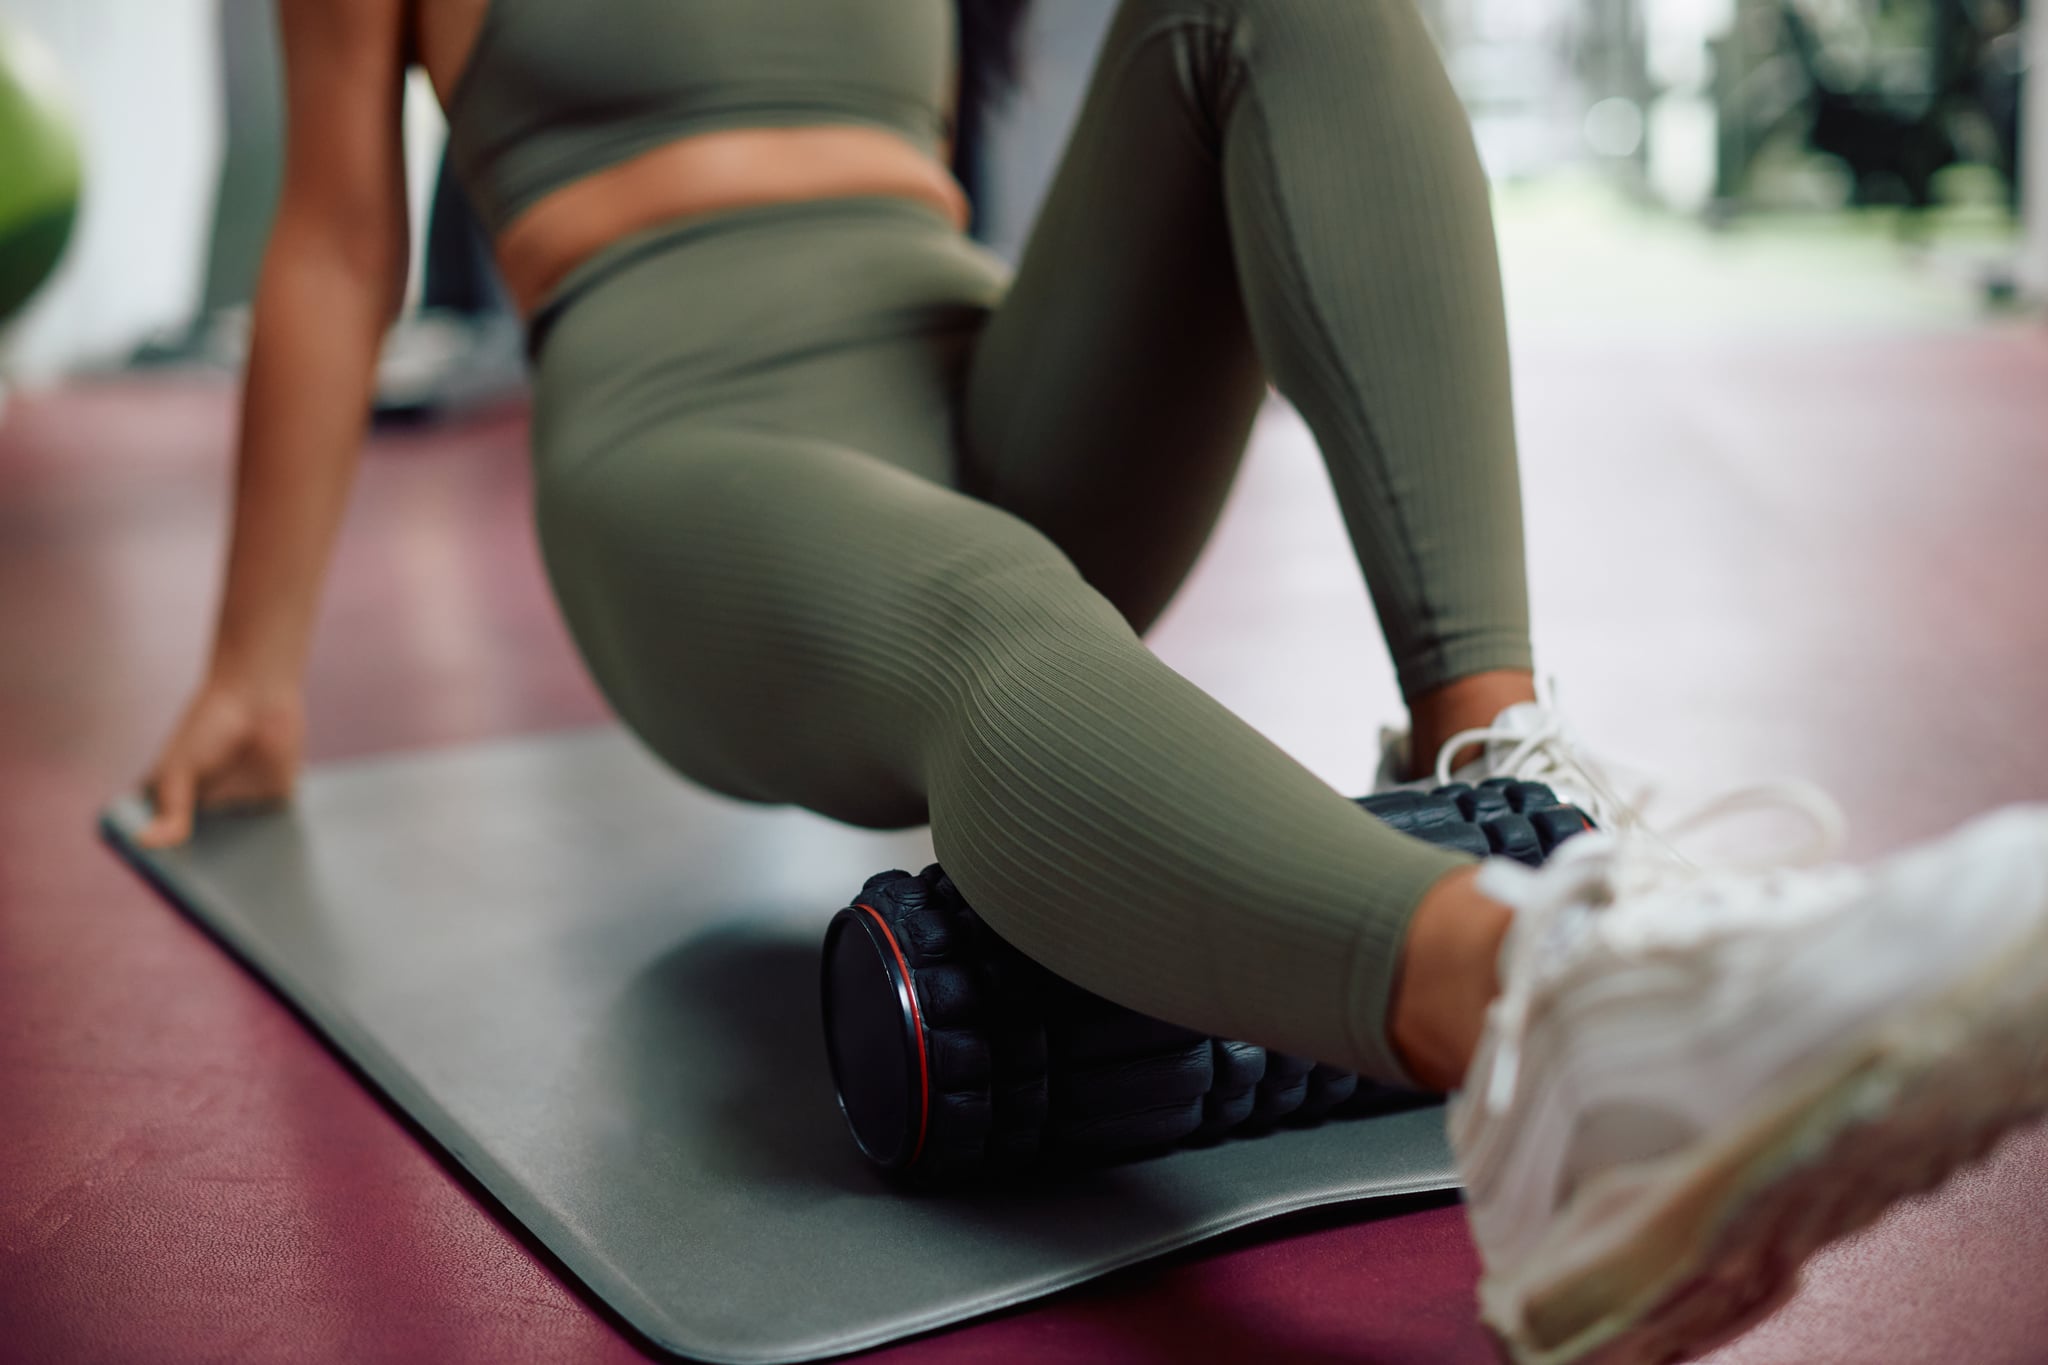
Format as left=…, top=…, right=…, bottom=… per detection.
left=1490, top=853, right=2048, bottom=1365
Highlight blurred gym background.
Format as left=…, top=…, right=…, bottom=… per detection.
left=0, top=0, right=2041, bottom=408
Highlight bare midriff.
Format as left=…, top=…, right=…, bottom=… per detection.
left=490, top=128, right=970, bottom=315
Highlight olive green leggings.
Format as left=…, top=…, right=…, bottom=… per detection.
left=530, top=0, right=1530, bottom=1084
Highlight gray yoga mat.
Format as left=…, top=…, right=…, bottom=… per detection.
left=101, top=727, right=1458, bottom=1364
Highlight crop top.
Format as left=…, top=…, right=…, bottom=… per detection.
left=442, top=0, right=955, bottom=236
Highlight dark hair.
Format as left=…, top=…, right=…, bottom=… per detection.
left=956, top=0, right=1031, bottom=115
left=950, top=0, right=1032, bottom=226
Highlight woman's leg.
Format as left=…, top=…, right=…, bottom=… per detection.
left=963, top=0, right=1534, bottom=713
left=537, top=418, right=1471, bottom=1085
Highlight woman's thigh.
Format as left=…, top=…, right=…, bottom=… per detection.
left=532, top=421, right=1134, bottom=830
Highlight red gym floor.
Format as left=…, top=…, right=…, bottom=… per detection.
left=4, top=324, right=2047, bottom=1363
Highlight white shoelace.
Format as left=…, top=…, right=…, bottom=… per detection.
left=1433, top=695, right=1848, bottom=871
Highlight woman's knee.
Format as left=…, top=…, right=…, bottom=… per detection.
left=899, top=517, right=1137, bottom=677
left=898, top=534, right=1156, bottom=822
left=665, top=546, right=1091, bottom=833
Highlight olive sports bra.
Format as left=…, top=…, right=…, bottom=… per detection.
left=442, top=0, right=956, bottom=237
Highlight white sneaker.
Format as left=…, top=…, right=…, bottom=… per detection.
left=1375, top=695, right=1846, bottom=867
left=1453, top=805, right=2048, bottom=1365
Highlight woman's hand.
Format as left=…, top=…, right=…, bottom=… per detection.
left=136, top=677, right=305, bottom=848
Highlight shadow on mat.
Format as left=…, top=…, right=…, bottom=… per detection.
left=593, top=917, right=1213, bottom=1215
left=599, top=918, right=880, bottom=1194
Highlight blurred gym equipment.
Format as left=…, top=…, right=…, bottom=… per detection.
left=0, top=19, right=82, bottom=330
left=1712, top=0, right=2028, bottom=216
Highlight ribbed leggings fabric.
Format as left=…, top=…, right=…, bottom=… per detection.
left=529, top=0, right=1531, bottom=1084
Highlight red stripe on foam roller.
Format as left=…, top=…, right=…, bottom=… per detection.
left=853, top=902, right=930, bottom=1168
